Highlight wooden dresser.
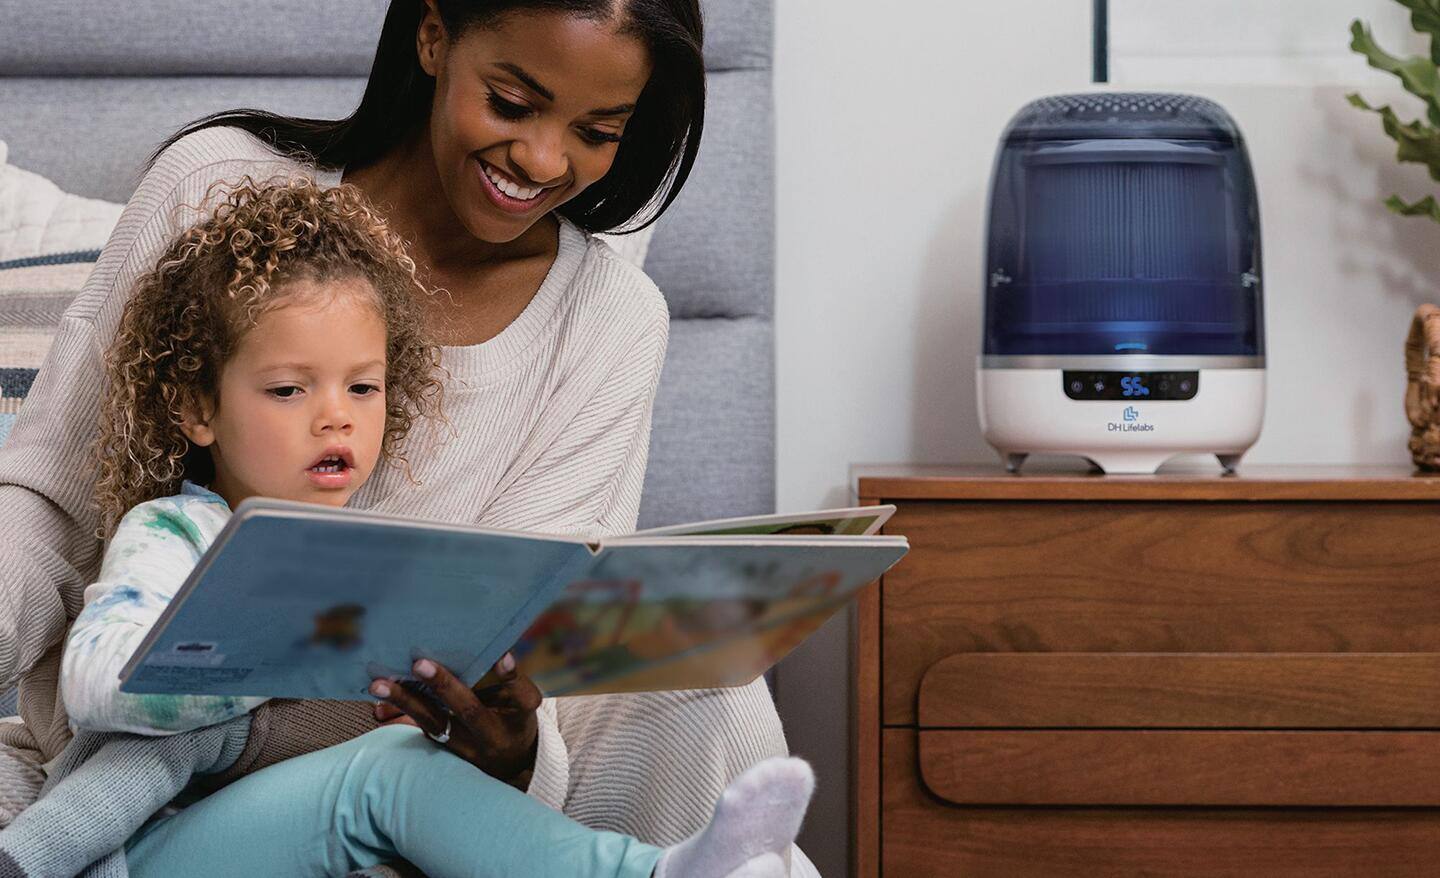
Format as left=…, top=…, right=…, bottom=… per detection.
left=852, top=465, right=1440, bottom=877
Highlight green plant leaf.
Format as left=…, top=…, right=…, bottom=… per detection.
left=1394, top=0, right=1440, bottom=66
left=1350, top=19, right=1440, bottom=127
left=1348, top=92, right=1440, bottom=181
left=1386, top=193, right=1440, bottom=222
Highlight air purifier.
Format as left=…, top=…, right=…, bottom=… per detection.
left=978, top=92, right=1265, bottom=474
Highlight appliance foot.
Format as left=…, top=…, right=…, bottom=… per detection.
left=1216, top=453, right=1243, bottom=474
left=1004, top=453, right=1029, bottom=474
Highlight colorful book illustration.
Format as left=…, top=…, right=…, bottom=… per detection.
left=119, top=501, right=907, bottom=700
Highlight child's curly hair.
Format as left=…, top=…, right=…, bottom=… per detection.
left=94, top=177, right=444, bottom=536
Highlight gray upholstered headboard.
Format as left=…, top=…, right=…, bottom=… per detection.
left=0, top=0, right=775, bottom=531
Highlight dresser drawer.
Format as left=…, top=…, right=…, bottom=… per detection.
left=881, top=500, right=1440, bottom=726
left=913, top=652, right=1440, bottom=807
left=917, top=652, right=1440, bottom=728
left=883, top=729, right=1440, bottom=877
left=918, top=728, right=1440, bottom=806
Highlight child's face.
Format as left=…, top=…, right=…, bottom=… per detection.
left=181, top=278, right=390, bottom=509
left=417, top=10, right=652, bottom=243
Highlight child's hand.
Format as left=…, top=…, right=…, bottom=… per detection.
left=373, top=705, right=418, bottom=729
left=368, top=653, right=541, bottom=789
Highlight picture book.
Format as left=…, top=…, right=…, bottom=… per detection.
left=118, top=501, right=908, bottom=700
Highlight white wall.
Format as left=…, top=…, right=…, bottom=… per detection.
left=1111, top=0, right=1422, bottom=84
left=773, top=2, right=1440, bottom=876
left=1159, top=79, right=1438, bottom=466
left=772, top=3, right=1091, bottom=875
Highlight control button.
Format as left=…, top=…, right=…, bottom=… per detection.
left=1093, top=381, right=1106, bottom=393
left=1069, top=379, right=1084, bottom=395
left=1179, top=379, right=1193, bottom=394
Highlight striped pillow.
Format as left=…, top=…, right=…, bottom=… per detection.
left=0, top=250, right=99, bottom=446
left=0, top=251, right=95, bottom=713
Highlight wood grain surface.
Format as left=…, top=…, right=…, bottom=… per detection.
left=882, top=501, right=1440, bottom=725
left=854, top=471, right=1440, bottom=876
left=884, top=730, right=1440, bottom=877
left=918, top=652, right=1440, bottom=728
left=918, top=729, right=1440, bottom=806
left=852, top=497, right=882, bottom=878
left=854, top=463, right=1440, bottom=502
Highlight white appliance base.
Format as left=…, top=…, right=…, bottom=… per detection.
left=978, top=368, right=1265, bottom=475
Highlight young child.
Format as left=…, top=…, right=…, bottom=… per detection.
left=0, top=180, right=811, bottom=878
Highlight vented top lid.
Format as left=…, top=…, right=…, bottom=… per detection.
left=1005, top=92, right=1241, bottom=143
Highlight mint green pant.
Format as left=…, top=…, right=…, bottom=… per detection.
left=125, top=724, right=663, bottom=878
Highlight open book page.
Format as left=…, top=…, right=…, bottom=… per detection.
left=119, top=500, right=908, bottom=700
left=216, top=497, right=586, bottom=544
left=477, top=535, right=908, bottom=697
left=630, top=504, right=896, bottom=539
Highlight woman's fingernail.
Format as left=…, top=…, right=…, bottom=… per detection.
left=415, top=659, right=436, bottom=679
left=371, top=681, right=391, bottom=698
left=499, top=652, right=516, bottom=674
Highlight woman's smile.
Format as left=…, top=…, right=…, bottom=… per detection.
left=476, top=157, right=559, bottom=215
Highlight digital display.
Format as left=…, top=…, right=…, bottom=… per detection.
left=1062, top=371, right=1198, bottom=401
left=1119, top=375, right=1149, bottom=397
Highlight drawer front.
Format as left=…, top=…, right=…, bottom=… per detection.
left=918, top=729, right=1440, bottom=806
left=883, top=730, right=1440, bottom=877
left=881, top=501, right=1440, bottom=726
left=918, top=653, right=1440, bottom=728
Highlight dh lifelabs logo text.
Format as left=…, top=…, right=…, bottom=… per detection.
left=1109, top=406, right=1155, bottom=432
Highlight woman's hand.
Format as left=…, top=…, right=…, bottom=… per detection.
left=369, top=653, right=542, bottom=789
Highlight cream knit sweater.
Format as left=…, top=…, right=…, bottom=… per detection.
left=0, top=127, right=793, bottom=856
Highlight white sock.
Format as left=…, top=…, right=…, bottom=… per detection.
left=654, top=757, right=815, bottom=878
left=719, top=853, right=788, bottom=878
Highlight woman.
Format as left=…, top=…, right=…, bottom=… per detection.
left=0, top=0, right=803, bottom=870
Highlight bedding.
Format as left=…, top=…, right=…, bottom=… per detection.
left=0, top=141, right=123, bottom=261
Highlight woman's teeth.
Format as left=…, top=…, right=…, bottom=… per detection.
left=484, top=165, right=544, bottom=201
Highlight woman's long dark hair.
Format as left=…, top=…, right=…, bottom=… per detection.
left=154, top=0, right=704, bottom=232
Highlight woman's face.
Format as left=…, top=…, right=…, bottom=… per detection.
left=417, top=9, right=653, bottom=243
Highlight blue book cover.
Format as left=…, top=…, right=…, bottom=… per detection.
left=119, top=499, right=907, bottom=700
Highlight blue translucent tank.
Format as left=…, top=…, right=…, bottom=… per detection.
left=983, top=93, right=1263, bottom=357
